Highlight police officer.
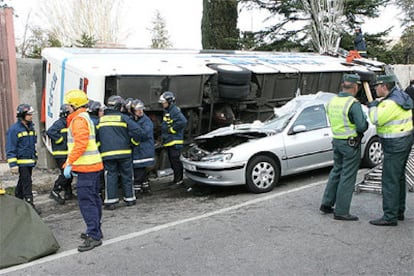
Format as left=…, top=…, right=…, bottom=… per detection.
left=368, top=75, right=413, bottom=226
left=130, top=99, right=155, bottom=194
left=47, top=104, right=73, bottom=204
left=6, top=104, right=41, bottom=214
left=159, top=91, right=188, bottom=186
left=320, top=74, right=368, bottom=221
left=98, top=95, right=141, bottom=210
left=63, top=89, right=104, bottom=252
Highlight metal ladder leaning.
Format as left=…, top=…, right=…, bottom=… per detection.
left=355, top=147, right=414, bottom=194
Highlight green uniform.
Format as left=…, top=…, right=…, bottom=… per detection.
left=321, top=92, right=368, bottom=216
left=369, top=87, right=413, bottom=222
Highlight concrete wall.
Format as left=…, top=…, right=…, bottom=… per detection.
left=17, top=58, right=55, bottom=169
left=391, top=65, right=414, bottom=89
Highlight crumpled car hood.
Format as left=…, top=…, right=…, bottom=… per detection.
left=183, top=123, right=277, bottom=161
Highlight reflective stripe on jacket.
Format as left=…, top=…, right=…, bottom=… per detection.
left=6, top=120, right=37, bottom=167
left=369, top=99, right=413, bottom=138
left=161, top=104, right=187, bottom=147
left=327, top=96, right=358, bottom=139
left=98, top=109, right=141, bottom=160
left=46, top=117, right=68, bottom=158
left=132, top=114, right=155, bottom=168
left=67, top=108, right=103, bottom=172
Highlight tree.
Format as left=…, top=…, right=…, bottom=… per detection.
left=149, top=10, right=172, bottom=49
left=202, top=0, right=239, bottom=50
left=75, top=33, right=97, bottom=48
left=38, top=0, right=129, bottom=47
left=394, top=0, right=414, bottom=26
left=238, top=0, right=390, bottom=51
left=20, top=26, right=61, bottom=58
left=300, top=0, right=345, bottom=54
left=390, top=26, right=414, bottom=64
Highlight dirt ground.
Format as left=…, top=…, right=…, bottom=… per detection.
left=0, top=163, right=58, bottom=195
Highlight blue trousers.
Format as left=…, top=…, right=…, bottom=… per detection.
left=77, top=171, right=103, bottom=240
left=104, top=158, right=135, bottom=204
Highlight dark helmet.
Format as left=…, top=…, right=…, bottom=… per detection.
left=124, top=98, right=134, bottom=111
left=87, top=100, right=103, bottom=115
left=159, top=91, right=175, bottom=104
left=16, top=103, right=34, bottom=118
left=59, top=104, right=71, bottom=118
left=106, top=95, right=125, bottom=111
left=131, top=99, right=145, bottom=111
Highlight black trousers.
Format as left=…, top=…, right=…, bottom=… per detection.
left=52, top=158, right=73, bottom=192
left=167, top=146, right=183, bottom=182
left=15, top=166, right=33, bottom=199
left=133, top=167, right=148, bottom=187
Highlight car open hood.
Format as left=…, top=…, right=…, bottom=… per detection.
left=196, top=121, right=276, bottom=140
left=183, top=123, right=276, bottom=161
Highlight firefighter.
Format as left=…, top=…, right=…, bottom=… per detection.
left=6, top=103, right=41, bottom=214
left=159, top=91, right=188, bottom=186
left=368, top=75, right=413, bottom=226
left=320, top=74, right=368, bottom=221
left=87, top=100, right=105, bottom=198
left=98, top=95, right=141, bottom=210
left=47, top=104, right=74, bottom=205
left=354, top=26, right=367, bottom=57
left=130, top=99, right=155, bottom=194
left=63, top=89, right=104, bottom=252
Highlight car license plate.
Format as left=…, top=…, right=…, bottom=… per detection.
left=183, top=163, right=196, bottom=171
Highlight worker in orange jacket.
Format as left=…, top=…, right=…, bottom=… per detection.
left=63, top=89, right=104, bottom=252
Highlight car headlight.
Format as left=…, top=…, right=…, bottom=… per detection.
left=201, top=153, right=233, bottom=162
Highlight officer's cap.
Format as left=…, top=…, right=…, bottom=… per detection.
left=342, top=74, right=361, bottom=84
left=373, top=75, right=396, bottom=85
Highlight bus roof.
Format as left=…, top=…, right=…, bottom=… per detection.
left=42, top=47, right=383, bottom=76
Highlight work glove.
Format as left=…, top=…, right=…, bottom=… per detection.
left=64, top=165, right=73, bottom=179
left=10, top=166, right=18, bottom=175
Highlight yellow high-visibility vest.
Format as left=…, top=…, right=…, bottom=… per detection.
left=327, top=96, right=358, bottom=139
left=67, top=112, right=102, bottom=166
left=369, top=99, right=413, bottom=138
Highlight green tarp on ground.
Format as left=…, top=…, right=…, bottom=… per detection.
left=0, top=195, right=60, bottom=269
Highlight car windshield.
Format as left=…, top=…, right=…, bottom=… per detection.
left=261, top=98, right=304, bottom=131
left=263, top=112, right=295, bottom=131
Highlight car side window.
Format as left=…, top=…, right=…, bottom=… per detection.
left=292, top=104, right=328, bottom=131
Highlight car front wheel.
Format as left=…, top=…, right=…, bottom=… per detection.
left=362, top=137, right=383, bottom=168
left=246, top=155, right=280, bottom=193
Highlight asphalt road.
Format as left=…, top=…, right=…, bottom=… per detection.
left=1, top=168, right=413, bottom=275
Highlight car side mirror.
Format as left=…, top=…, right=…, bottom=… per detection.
left=291, top=125, right=307, bottom=134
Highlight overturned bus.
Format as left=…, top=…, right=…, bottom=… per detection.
left=41, top=48, right=386, bottom=170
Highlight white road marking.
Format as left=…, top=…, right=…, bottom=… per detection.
left=0, top=180, right=325, bottom=274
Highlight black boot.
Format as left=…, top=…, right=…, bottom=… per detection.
left=25, top=197, right=42, bottom=215
left=142, top=182, right=152, bottom=195
left=50, top=189, right=65, bottom=205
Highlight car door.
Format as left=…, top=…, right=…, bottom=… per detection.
left=283, top=104, right=333, bottom=173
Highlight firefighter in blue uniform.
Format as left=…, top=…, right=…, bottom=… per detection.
left=6, top=103, right=41, bottom=214
left=368, top=75, right=413, bottom=226
left=320, top=74, right=368, bottom=221
left=130, top=99, right=155, bottom=194
left=159, top=91, right=188, bottom=186
left=47, top=104, right=73, bottom=204
left=98, top=95, right=141, bottom=210
left=87, top=100, right=105, bottom=198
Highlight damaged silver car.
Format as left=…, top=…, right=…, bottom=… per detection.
left=180, top=92, right=382, bottom=193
